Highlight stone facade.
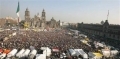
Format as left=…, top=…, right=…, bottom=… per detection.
left=25, top=8, right=30, bottom=21
left=0, top=18, right=17, bottom=28
left=77, top=20, right=120, bottom=40
left=24, top=8, right=60, bottom=28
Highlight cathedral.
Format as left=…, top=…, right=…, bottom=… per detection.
left=24, top=8, right=60, bottom=29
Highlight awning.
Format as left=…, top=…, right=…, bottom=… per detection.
left=3, top=49, right=11, bottom=54
left=93, top=53, right=103, bottom=57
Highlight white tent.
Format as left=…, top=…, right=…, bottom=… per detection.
left=28, top=49, right=37, bottom=59
left=77, top=49, right=88, bottom=59
left=88, top=52, right=95, bottom=59
left=0, top=53, right=6, bottom=59
left=16, top=49, right=25, bottom=58
left=22, top=49, right=30, bottom=57
left=29, top=49, right=37, bottom=56
left=41, top=47, right=51, bottom=56
left=36, top=54, right=46, bottom=59
left=97, top=42, right=104, bottom=47
left=68, top=49, right=76, bottom=56
left=7, top=49, right=18, bottom=57
left=110, top=50, right=119, bottom=57
left=79, top=34, right=87, bottom=38
left=101, top=49, right=110, bottom=57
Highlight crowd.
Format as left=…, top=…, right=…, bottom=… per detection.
left=0, top=30, right=14, bottom=41
left=0, top=29, right=93, bottom=53
left=0, top=29, right=119, bottom=59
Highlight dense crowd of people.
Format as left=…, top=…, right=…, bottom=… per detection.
left=0, top=29, right=119, bottom=59
left=0, top=29, right=93, bottom=53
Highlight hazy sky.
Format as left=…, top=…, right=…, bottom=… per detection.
left=0, top=0, right=120, bottom=24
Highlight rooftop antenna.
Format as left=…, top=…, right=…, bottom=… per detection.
left=107, top=10, right=109, bottom=20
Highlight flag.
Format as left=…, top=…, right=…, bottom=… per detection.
left=16, top=2, right=20, bottom=17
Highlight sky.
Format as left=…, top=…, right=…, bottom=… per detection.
left=0, top=0, right=120, bottom=24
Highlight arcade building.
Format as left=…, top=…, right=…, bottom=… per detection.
left=77, top=20, right=120, bottom=41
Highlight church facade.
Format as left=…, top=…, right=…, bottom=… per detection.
left=24, top=8, right=60, bottom=29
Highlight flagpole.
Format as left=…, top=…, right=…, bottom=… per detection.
left=18, top=17, right=19, bottom=24
left=107, top=10, right=109, bottom=20
left=18, top=17, right=19, bottom=30
left=16, top=1, right=20, bottom=30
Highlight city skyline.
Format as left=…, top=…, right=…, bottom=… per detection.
left=0, top=0, right=119, bottom=24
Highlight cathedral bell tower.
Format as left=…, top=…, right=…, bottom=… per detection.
left=41, top=9, right=46, bottom=22
left=41, top=9, right=46, bottom=28
left=24, top=8, right=31, bottom=28
left=25, top=8, right=30, bottom=21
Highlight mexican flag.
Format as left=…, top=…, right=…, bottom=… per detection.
left=16, top=2, right=20, bottom=17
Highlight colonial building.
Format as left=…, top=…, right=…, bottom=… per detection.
left=24, top=8, right=60, bottom=28
left=77, top=20, right=120, bottom=40
left=0, top=18, right=17, bottom=28
left=25, top=8, right=30, bottom=21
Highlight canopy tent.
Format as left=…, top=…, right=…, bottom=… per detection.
left=101, top=49, right=110, bottom=57
left=93, top=53, right=103, bottom=57
left=41, top=47, right=51, bottom=56
left=68, top=49, right=76, bottom=56
left=28, top=49, right=37, bottom=59
left=110, top=50, right=119, bottom=57
left=36, top=54, right=46, bottom=59
left=7, top=49, right=18, bottom=57
left=3, top=49, right=11, bottom=54
left=21, top=49, right=30, bottom=57
left=88, top=52, right=103, bottom=59
left=16, top=49, right=25, bottom=58
left=76, top=49, right=88, bottom=59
